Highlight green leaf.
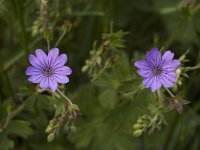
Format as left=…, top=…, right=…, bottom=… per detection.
left=0, top=134, right=14, bottom=150
left=7, top=120, right=33, bottom=138
left=112, top=50, right=131, bottom=81
left=98, top=89, right=119, bottom=109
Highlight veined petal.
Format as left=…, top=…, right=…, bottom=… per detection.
left=49, top=77, right=58, bottom=92
left=162, top=72, right=177, bottom=82
left=35, top=49, right=48, bottom=67
left=29, top=54, right=44, bottom=68
left=54, top=66, right=72, bottom=75
left=39, top=77, right=49, bottom=89
left=159, top=75, right=174, bottom=88
left=25, top=66, right=42, bottom=75
left=162, top=59, right=180, bottom=72
left=135, top=60, right=151, bottom=70
left=161, top=50, right=174, bottom=66
left=137, top=69, right=152, bottom=78
left=146, top=48, right=161, bottom=66
left=48, top=48, right=59, bottom=66
left=54, top=75, right=69, bottom=84
left=150, top=77, right=161, bottom=92
left=28, top=74, right=43, bottom=83
left=143, top=77, right=154, bottom=88
left=52, top=54, right=67, bottom=68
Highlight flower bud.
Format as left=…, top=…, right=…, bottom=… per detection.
left=133, top=124, right=142, bottom=130
left=45, top=125, right=53, bottom=133
left=47, top=133, right=55, bottom=142
left=62, top=20, right=72, bottom=32
left=133, top=129, right=143, bottom=137
left=44, top=28, right=53, bottom=41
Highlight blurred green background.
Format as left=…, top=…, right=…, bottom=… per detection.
left=1, top=0, right=200, bottom=150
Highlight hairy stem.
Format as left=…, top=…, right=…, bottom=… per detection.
left=163, top=86, right=174, bottom=97
left=56, top=89, right=72, bottom=105
left=54, top=31, right=66, bottom=47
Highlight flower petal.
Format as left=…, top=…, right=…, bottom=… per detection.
left=150, top=77, right=161, bottom=92
left=52, top=54, right=67, bottom=68
left=39, top=77, right=49, bottom=89
left=163, top=72, right=177, bottom=82
left=159, top=75, right=174, bottom=88
left=146, top=48, right=161, bottom=66
left=143, top=77, right=154, bottom=88
left=49, top=77, right=58, bottom=92
left=25, top=66, right=42, bottom=75
left=54, top=66, right=72, bottom=75
left=48, top=48, right=59, bottom=66
left=29, top=54, right=44, bottom=68
left=162, top=59, right=180, bottom=72
left=161, top=50, right=174, bottom=66
left=137, top=69, right=152, bottom=78
left=28, top=75, right=43, bottom=83
left=35, top=49, right=48, bottom=67
left=135, top=60, right=151, bottom=70
left=54, top=75, right=69, bottom=84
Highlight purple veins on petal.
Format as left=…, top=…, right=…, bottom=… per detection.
left=28, top=75, right=43, bottom=83
left=135, top=48, right=181, bottom=92
left=54, top=66, right=72, bottom=75
left=52, top=54, right=67, bottom=68
left=48, top=48, right=59, bottom=66
left=54, top=75, right=69, bottom=84
left=25, top=66, right=42, bottom=75
left=150, top=77, right=161, bottom=92
left=26, top=48, right=72, bottom=92
left=35, top=49, right=48, bottom=66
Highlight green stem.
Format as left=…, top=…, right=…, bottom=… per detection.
left=54, top=31, right=66, bottom=47
left=157, top=90, right=164, bottom=107
left=1, top=103, right=25, bottom=132
left=188, top=64, right=200, bottom=71
left=163, top=86, right=174, bottom=97
left=47, top=40, right=50, bottom=52
left=56, top=89, right=72, bottom=105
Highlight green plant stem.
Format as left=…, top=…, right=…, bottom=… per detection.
left=0, top=103, right=25, bottom=132
left=188, top=64, right=200, bottom=71
left=47, top=40, right=50, bottom=52
left=56, top=89, right=72, bottom=105
left=54, top=31, right=66, bottom=47
left=163, top=86, right=174, bottom=97
left=157, top=90, right=164, bottom=107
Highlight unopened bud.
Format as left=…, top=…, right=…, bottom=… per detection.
left=45, top=125, right=53, bottom=133
left=82, top=66, right=88, bottom=72
left=44, top=28, right=53, bottom=41
left=133, top=129, right=143, bottom=137
left=47, top=133, right=55, bottom=142
left=133, top=124, right=142, bottom=130
left=62, top=20, right=72, bottom=32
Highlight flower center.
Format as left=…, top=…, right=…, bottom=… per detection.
left=152, top=66, right=162, bottom=75
left=43, top=67, right=54, bottom=77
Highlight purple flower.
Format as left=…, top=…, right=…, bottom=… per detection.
left=135, top=48, right=180, bottom=92
left=25, top=48, right=72, bottom=92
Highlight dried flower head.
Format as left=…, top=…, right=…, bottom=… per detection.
left=135, top=48, right=181, bottom=92
left=26, top=48, right=72, bottom=92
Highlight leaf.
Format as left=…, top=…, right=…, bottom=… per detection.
left=98, top=89, right=119, bottom=109
left=7, top=120, right=33, bottom=138
left=93, top=72, right=119, bottom=89
left=112, top=50, right=131, bottom=81
left=0, top=134, right=14, bottom=150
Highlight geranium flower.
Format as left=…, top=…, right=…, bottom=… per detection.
left=135, top=48, right=180, bottom=92
left=26, top=48, right=72, bottom=92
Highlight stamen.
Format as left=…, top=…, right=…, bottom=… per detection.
left=43, top=67, right=53, bottom=77
left=152, top=66, right=162, bottom=75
